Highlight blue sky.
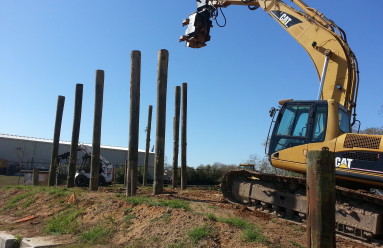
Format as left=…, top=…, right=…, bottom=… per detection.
left=1, top=0, right=382, bottom=167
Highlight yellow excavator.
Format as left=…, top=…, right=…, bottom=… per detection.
left=180, top=0, right=383, bottom=241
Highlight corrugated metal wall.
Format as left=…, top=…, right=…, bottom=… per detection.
left=0, top=135, right=154, bottom=177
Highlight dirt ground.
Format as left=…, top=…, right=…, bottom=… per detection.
left=0, top=184, right=370, bottom=248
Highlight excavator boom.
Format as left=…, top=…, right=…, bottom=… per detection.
left=181, top=0, right=359, bottom=115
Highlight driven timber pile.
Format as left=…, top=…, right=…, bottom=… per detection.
left=221, top=170, right=383, bottom=243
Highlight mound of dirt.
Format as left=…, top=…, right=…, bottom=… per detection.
left=0, top=186, right=367, bottom=248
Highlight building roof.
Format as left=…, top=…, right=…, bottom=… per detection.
left=0, top=134, right=150, bottom=153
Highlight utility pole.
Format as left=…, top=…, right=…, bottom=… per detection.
left=172, top=86, right=181, bottom=188
left=181, top=83, right=188, bottom=190
left=153, top=49, right=169, bottom=195
left=90, top=70, right=105, bottom=191
left=48, top=95, right=65, bottom=186
left=143, top=105, right=153, bottom=186
left=126, top=50, right=141, bottom=196
left=67, top=84, right=83, bottom=188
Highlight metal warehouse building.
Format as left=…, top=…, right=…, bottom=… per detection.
left=0, top=134, right=154, bottom=178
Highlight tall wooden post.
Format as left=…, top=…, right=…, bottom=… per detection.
left=123, top=160, right=128, bottom=185
left=90, top=70, right=105, bottom=191
left=48, top=95, right=65, bottom=186
left=306, top=149, right=335, bottom=248
left=126, top=50, right=141, bottom=196
left=181, top=83, right=188, bottom=190
left=143, top=105, right=153, bottom=186
left=172, top=86, right=181, bottom=188
left=32, top=168, right=39, bottom=186
left=67, top=84, right=83, bottom=188
left=153, top=49, right=169, bottom=195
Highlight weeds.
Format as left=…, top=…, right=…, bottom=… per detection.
left=126, top=196, right=149, bottom=205
left=21, top=197, right=36, bottom=208
left=81, top=225, right=113, bottom=244
left=242, top=226, right=267, bottom=243
left=1, top=185, right=34, bottom=191
left=219, top=217, right=251, bottom=229
left=290, top=224, right=305, bottom=232
left=221, top=217, right=267, bottom=243
left=188, top=225, right=213, bottom=244
left=151, top=212, right=172, bottom=224
left=124, top=196, right=190, bottom=211
left=290, top=240, right=305, bottom=248
left=3, top=191, right=36, bottom=212
left=149, top=236, right=159, bottom=243
left=123, top=213, right=136, bottom=224
left=130, top=238, right=145, bottom=248
left=149, top=199, right=190, bottom=211
left=13, top=234, right=23, bottom=246
left=208, top=216, right=268, bottom=244
left=44, top=208, right=83, bottom=234
left=206, top=213, right=218, bottom=221
left=167, top=242, right=190, bottom=248
left=161, top=213, right=172, bottom=224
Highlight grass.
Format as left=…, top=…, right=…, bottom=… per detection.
left=188, top=225, right=213, bottom=244
left=167, top=242, right=190, bottom=248
left=161, top=213, right=172, bottom=224
left=0, top=175, right=20, bottom=187
left=81, top=225, right=113, bottom=244
left=149, top=236, right=159, bottom=243
left=207, top=205, right=218, bottom=209
left=21, top=197, right=36, bottom=208
left=151, top=213, right=172, bottom=224
left=242, top=226, right=268, bottom=243
left=124, top=195, right=191, bottom=211
left=206, top=214, right=268, bottom=244
left=123, top=213, right=136, bottom=224
left=2, top=185, right=82, bottom=214
left=2, top=185, right=80, bottom=196
left=219, top=217, right=251, bottom=229
left=42, top=187, right=75, bottom=197
left=125, top=196, right=149, bottom=205
left=1, top=185, right=33, bottom=191
left=206, top=213, right=218, bottom=221
left=149, top=199, right=191, bottom=211
left=44, top=208, right=83, bottom=235
left=290, top=224, right=305, bottom=232
left=3, top=191, right=36, bottom=212
left=290, top=240, right=305, bottom=248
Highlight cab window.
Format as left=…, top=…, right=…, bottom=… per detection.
left=269, top=105, right=310, bottom=154
left=311, top=106, right=327, bottom=142
left=276, top=105, right=310, bottom=137
left=339, top=108, right=350, bottom=133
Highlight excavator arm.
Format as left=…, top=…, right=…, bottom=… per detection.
left=180, top=0, right=359, bottom=118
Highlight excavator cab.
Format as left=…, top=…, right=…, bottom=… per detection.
left=268, top=100, right=329, bottom=156
left=267, top=100, right=333, bottom=173
left=267, top=99, right=355, bottom=174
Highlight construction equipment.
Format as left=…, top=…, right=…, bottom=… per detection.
left=239, top=164, right=255, bottom=171
left=181, top=0, right=383, bottom=240
left=58, top=144, right=113, bottom=186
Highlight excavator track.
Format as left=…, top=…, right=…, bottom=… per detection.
left=221, top=170, right=383, bottom=243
